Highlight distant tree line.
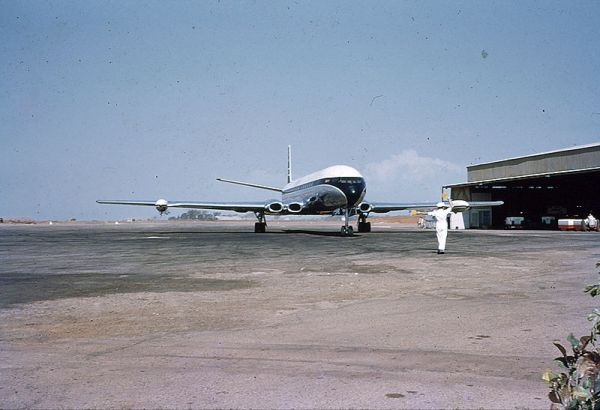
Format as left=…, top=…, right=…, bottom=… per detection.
left=169, top=210, right=219, bottom=221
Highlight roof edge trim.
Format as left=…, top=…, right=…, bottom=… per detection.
left=444, top=165, right=600, bottom=188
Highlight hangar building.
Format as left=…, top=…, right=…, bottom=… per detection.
left=445, top=143, right=600, bottom=229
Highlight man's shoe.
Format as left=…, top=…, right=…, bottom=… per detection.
left=437, top=250, right=444, bottom=254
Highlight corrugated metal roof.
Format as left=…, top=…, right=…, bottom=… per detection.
left=468, top=142, right=600, bottom=169
left=444, top=166, right=600, bottom=188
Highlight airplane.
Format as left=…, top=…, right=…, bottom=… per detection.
left=97, top=146, right=503, bottom=236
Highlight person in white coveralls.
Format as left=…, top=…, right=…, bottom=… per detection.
left=585, top=213, right=597, bottom=231
left=427, top=201, right=455, bottom=254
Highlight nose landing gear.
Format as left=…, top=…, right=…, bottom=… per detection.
left=340, top=209, right=372, bottom=236
left=340, top=208, right=354, bottom=236
left=340, top=225, right=354, bottom=236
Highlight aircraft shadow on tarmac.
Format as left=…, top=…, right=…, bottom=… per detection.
left=281, top=229, right=360, bottom=237
left=141, top=230, right=357, bottom=237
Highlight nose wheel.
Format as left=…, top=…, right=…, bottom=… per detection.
left=340, top=208, right=354, bottom=236
left=340, top=225, right=354, bottom=236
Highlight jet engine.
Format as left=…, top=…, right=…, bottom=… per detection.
left=450, top=200, right=470, bottom=213
left=155, top=199, right=168, bottom=214
left=358, top=202, right=373, bottom=213
left=286, top=202, right=303, bottom=213
left=265, top=201, right=284, bottom=213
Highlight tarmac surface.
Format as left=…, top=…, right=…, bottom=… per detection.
left=1, top=221, right=599, bottom=409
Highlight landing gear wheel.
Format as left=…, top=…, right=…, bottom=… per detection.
left=340, top=226, right=354, bottom=236
left=357, top=221, right=371, bottom=233
left=254, top=222, right=266, bottom=233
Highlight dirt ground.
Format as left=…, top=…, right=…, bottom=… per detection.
left=1, top=221, right=599, bottom=408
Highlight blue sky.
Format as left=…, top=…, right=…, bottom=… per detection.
left=1, top=0, right=599, bottom=219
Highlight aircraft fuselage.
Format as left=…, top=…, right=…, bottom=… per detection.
left=281, top=165, right=366, bottom=214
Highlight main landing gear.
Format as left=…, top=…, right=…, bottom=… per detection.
left=254, top=212, right=267, bottom=233
left=340, top=210, right=372, bottom=236
left=357, top=213, right=371, bottom=233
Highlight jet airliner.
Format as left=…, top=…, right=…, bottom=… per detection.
left=98, top=146, right=502, bottom=235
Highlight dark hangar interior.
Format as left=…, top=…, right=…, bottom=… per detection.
left=445, top=143, right=600, bottom=229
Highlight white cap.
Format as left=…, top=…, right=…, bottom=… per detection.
left=436, top=202, right=449, bottom=208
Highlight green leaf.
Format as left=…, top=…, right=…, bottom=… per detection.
left=554, top=357, right=569, bottom=369
left=543, top=369, right=559, bottom=384
left=568, top=333, right=580, bottom=349
left=594, top=377, right=600, bottom=391
left=585, top=285, right=600, bottom=297
left=572, top=386, right=591, bottom=400
left=582, top=378, right=592, bottom=389
left=580, top=336, right=592, bottom=350
left=554, top=342, right=568, bottom=357
left=548, top=391, right=561, bottom=404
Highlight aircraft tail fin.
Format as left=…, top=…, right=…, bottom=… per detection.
left=287, top=145, right=292, bottom=183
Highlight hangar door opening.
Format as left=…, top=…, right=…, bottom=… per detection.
left=456, top=170, right=600, bottom=229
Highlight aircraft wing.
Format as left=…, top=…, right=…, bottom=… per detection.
left=367, top=200, right=504, bottom=213
left=96, top=199, right=271, bottom=213
left=466, top=201, right=505, bottom=208
left=368, top=202, right=443, bottom=213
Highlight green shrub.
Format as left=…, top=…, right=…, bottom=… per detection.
left=543, top=262, right=600, bottom=409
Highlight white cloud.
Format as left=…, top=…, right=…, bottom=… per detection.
left=363, top=150, right=465, bottom=201
left=364, top=149, right=462, bottom=183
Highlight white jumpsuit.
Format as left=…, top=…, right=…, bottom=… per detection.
left=585, top=214, right=597, bottom=230
left=428, top=207, right=453, bottom=251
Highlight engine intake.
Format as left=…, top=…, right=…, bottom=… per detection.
left=155, top=199, right=168, bottom=213
left=286, top=202, right=303, bottom=213
left=358, top=202, right=373, bottom=213
left=450, top=200, right=470, bottom=213
left=265, top=201, right=283, bottom=213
